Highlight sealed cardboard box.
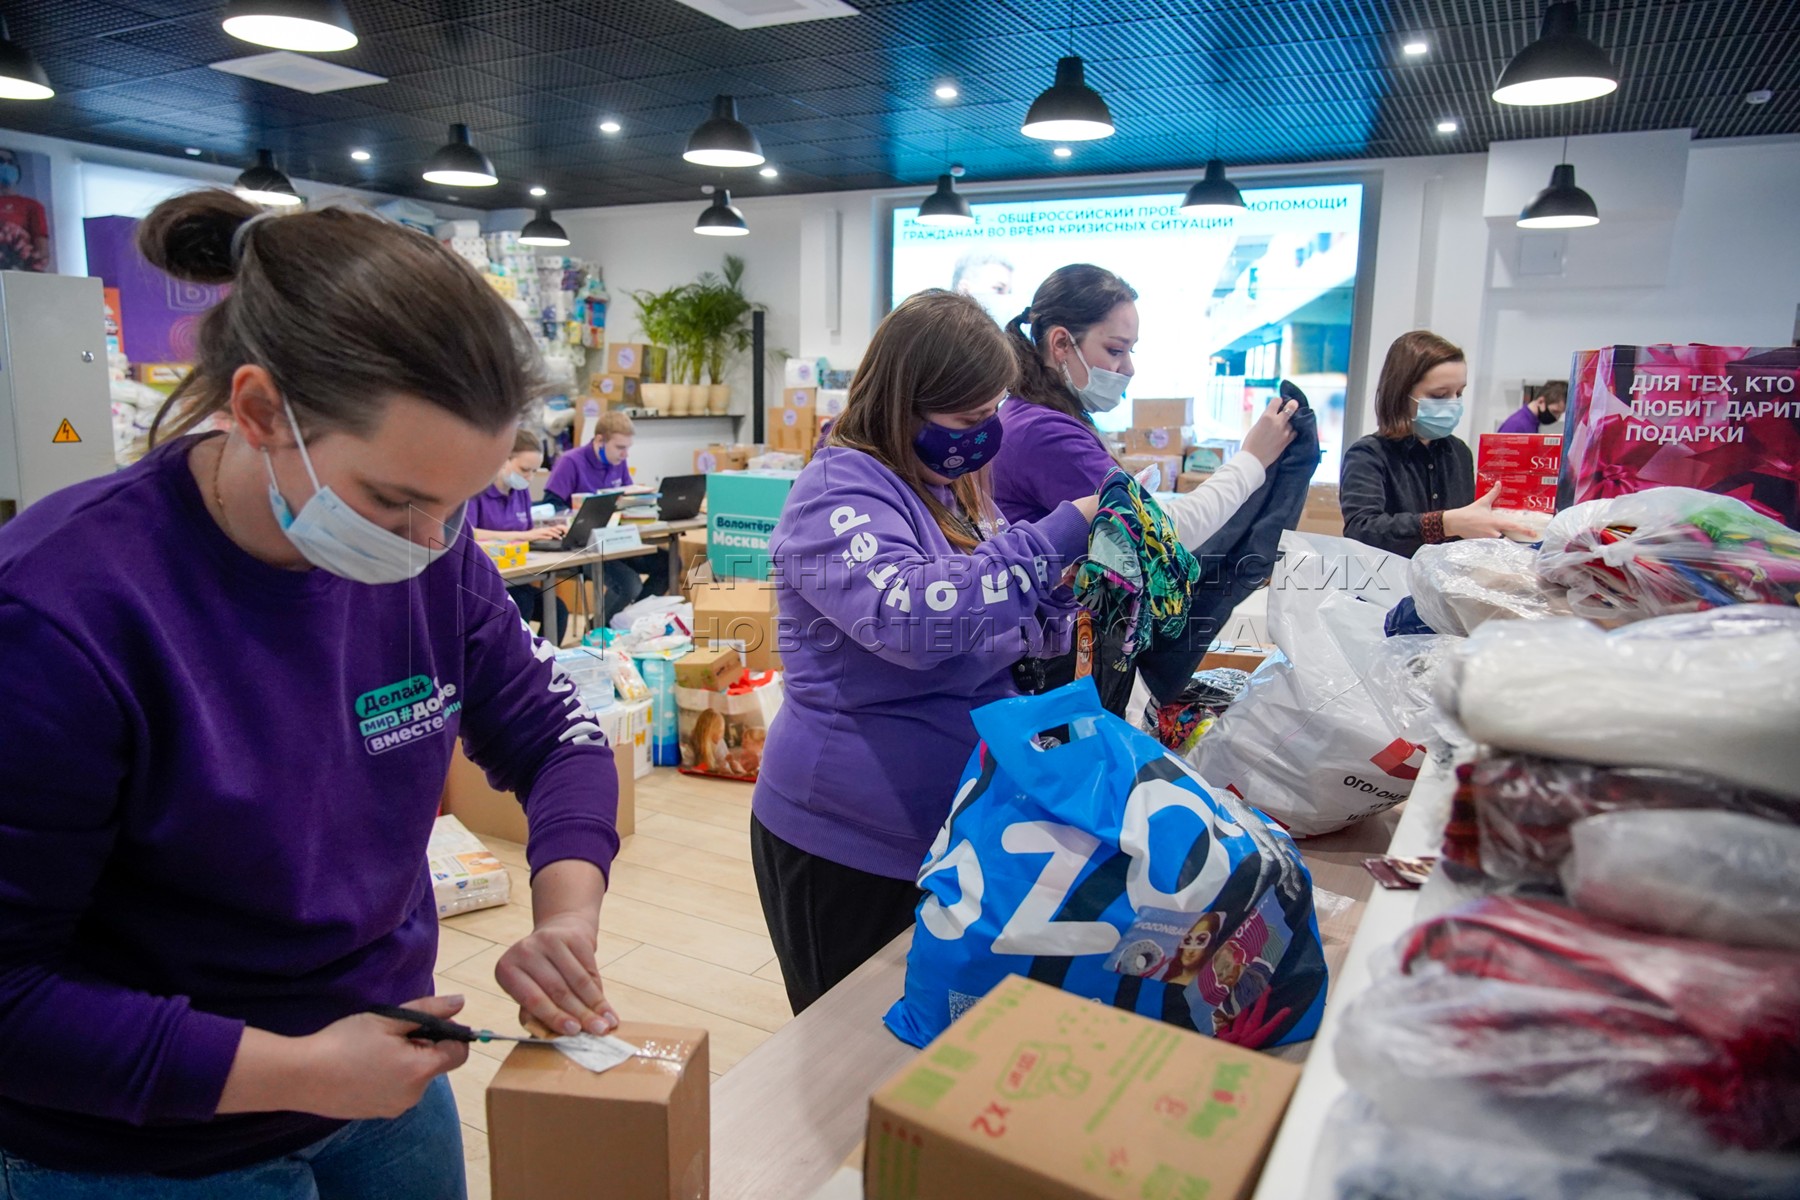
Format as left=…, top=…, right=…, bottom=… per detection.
left=768, top=406, right=816, bottom=454
left=690, top=578, right=782, bottom=671
left=674, top=641, right=745, bottom=692
left=865, top=975, right=1299, bottom=1200
left=592, top=373, right=642, bottom=408
left=427, top=814, right=511, bottom=918
left=706, top=472, right=798, bottom=580
left=442, top=736, right=636, bottom=844
left=1176, top=471, right=1214, bottom=494
left=1131, top=396, right=1195, bottom=428
left=608, top=342, right=654, bottom=378
left=488, top=1024, right=709, bottom=1200
left=1476, top=433, right=1561, bottom=512
left=1120, top=426, right=1193, bottom=456
left=1117, top=454, right=1183, bottom=492
left=695, top=444, right=752, bottom=473
left=677, top=529, right=709, bottom=592
left=781, top=386, right=818, bottom=411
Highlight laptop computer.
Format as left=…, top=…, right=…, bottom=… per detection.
left=656, top=474, right=706, bottom=522
left=529, top=493, right=620, bottom=552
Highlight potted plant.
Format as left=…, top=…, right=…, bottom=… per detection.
left=690, top=255, right=756, bottom=414
left=629, top=284, right=687, bottom=412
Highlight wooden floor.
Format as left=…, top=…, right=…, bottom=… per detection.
left=437, top=767, right=784, bottom=1200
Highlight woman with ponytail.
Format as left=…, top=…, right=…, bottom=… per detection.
left=0, top=191, right=624, bottom=1196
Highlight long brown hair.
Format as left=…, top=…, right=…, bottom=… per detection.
left=1375, top=330, right=1464, bottom=439
left=830, top=290, right=1015, bottom=550
left=1005, top=263, right=1137, bottom=438
left=140, top=189, right=543, bottom=445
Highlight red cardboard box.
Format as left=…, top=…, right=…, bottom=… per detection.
left=1478, top=434, right=1562, bottom=512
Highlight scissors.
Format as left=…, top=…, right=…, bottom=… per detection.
left=370, top=1005, right=561, bottom=1046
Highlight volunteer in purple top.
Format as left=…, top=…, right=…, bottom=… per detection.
left=1496, top=379, right=1568, bottom=434
left=0, top=191, right=623, bottom=1197
left=470, top=427, right=569, bottom=634
left=543, top=411, right=668, bottom=622
left=990, top=264, right=1298, bottom=699
left=752, top=290, right=1100, bottom=1014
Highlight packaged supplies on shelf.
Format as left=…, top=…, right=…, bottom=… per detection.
left=814, top=388, right=849, bottom=419
left=676, top=670, right=781, bottom=781
left=1536, top=487, right=1800, bottom=619
left=606, top=342, right=653, bottom=378
left=1120, top=425, right=1193, bottom=455
left=868, top=976, right=1300, bottom=1200
left=591, top=697, right=652, bottom=781
left=673, top=641, right=744, bottom=692
left=782, top=358, right=817, bottom=388
left=819, top=367, right=854, bottom=390
left=885, top=680, right=1329, bottom=1052
left=1471, top=751, right=1800, bottom=890
left=128, top=362, right=192, bottom=396
left=488, top=1025, right=708, bottom=1200
left=1407, top=538, right=1573, bottom=636
left=427, top=814, right=511, bottom=918
left=589, top=373, right=640, bottom=407
left=1444, top=606, right=1800, bottom=799
left=630, top=651, right=684, bottom=768
left=1336, top=896, right=1800, bottom=1160
left=694, top=443, right=751, bottom=473
left=482, top=540, right=528, bottom=571
left=745, top=450, right=804, bottom=472
left=1131, top=396, right=1195, bottom=427
left=1561, top=810, right=1800, bottom=951
left=553, top=646, right=617, bottom=711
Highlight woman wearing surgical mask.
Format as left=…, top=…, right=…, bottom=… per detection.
left=0, top=191, right=622, bottom=1196
left=470, top=428, right=569, bottom=634
left=751, top=290, right=1098, bottom=1014
left=1341, top=330, right=1537, bottom=557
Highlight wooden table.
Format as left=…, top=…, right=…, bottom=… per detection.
left=709, top=809, right=1405, bottom=1200
left=495, top=543, right=659, bottom=645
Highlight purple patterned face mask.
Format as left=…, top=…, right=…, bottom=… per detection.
left=913, top=410, right=1004, bottom=479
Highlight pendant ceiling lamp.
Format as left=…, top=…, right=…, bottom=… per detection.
left=1492, top=2, right=1618, bottom=106
left=422, top=123, right=497, bottom=187
left=916, top=173, right=973, bottom=227
left=222, top=0, right=358, bottom=53
left=683, top=96, right=764, bottom=169
left=1179, top=159, right=1245, bottom=217
left=1022, top=56, right=1114, bottom=141
left=234, top=149, right=303, bottom=207
left=0, top=16, right=54, bottom=100
left=1518, top=163, right=1599, bottom=228
left=695, top=190, right=748, bottom=237
left=518, top=206, right=570, bottom=247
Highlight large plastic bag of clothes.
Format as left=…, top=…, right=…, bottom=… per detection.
left=1472, top=752, right=1800, bottom=890
left=1407, top=538, right=1573, bottom=635
left=1537, top=487, right=1800, bottom=621
left=1336, top=896, right=1800, bottom=1164
left=1442, top=606, right=1800, bottom=800
left=1144, top=666, right=1250, bottom=754
left=884, top=679, right=1327, bottom=1051
left=1189, top=559, right=1444, bottom=836
left=1562, top=810, right=1800, bottom=951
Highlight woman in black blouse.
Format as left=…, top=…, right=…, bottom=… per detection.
left=1340, top=330, right=1537, bottom=557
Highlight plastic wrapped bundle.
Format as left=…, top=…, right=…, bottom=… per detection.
left=1145, top=666, right=1251, bottom=753
left=1537, top=487, right=1800, bottom=621
left=1443, top=607, right=1800, bottom=800
left=1408, top=538, right=1573, bottom=635
left=1562, top=810, right=1800, bottom=951
left=1337, top=897, right=1800, bottom=1161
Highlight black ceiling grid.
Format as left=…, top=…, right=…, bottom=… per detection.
left=0, top=0, right=1794, bottom=210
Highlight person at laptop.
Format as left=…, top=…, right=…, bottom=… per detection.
left=545, top=412, right=666, bottom=621
left=470, top=428, right=568, bottom=635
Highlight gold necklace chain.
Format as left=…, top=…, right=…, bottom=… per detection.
left=211, top=439, right=236, bottom=543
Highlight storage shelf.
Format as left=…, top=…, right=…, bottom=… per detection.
left=625, top=412, right=744, bottom=422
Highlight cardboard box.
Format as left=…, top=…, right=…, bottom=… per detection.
left=1130, top=396, right=1196, bottom=428
left=591, top=373, right=642, bottom=408
left=1176, top=471, right=1213, bottom=494
left=427, top=814, right=511, bottom=918
left=1198, top=642, right=1276, bottom=674
left=1477, top=432, right=1561, bottom=475
left=865, top=975, right=1299, bottom=1200
left=1296, top=483, right=1344, bottom=537
left=1120, top=426, right=1193, bottom=456
left=784, top=358, right=818, bottom=388
left=129, top=362, right=192, bottom=396
left=677, top=529, right=709, bottom=594
left=690, top=577, right=782, bottom=671
left=695, top=444, right=752, bottom=473
left=1478, top=472, right=1560, bottom=514
left=780, top=386, right=817, bottom=412
left=706, top=471, right=798, bottom=580
left=674, top=641, right=744, bottom=692
left=488, top=1024, right=709, bottom=1200
left=769, top=406, right=817, bottom=454
left=607, top=342, right=653, bottom=378
left=441, top=736, right=637, bottom=845
left=1117, top=454, right=1183, bottom=491
left=1184, top=442, right=1238, bottom=473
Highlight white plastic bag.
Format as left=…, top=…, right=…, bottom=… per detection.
left=1409, top=538, right=1572, bottom=635
left=1562, top=810, right=1800, bottom=951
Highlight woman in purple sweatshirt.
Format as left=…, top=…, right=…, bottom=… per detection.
left=751, top=290, right=1098, bottom=1013
left=0, top=192, right=621, bottom=1196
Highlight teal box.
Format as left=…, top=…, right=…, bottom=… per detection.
left=707, top=470, right=799, bottom=580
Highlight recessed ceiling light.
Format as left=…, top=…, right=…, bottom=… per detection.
left=599, top=119, right=621, bottom=133
left=934, top=83, right=958, bottom=100
left=1746, top=89, right=1773, bottom=105
left=349, top=148, right=370, bottom=161
left=184, top=147, right=202, bottom=156
left=529, top=185, right=547, bottom=197
left=1052, top=146, right=1073, bottom=158
left=1436, top=119, right=1458, bottom=133
left=1403, top=41, right=1429, bottom=56
left=759, top=166, right=778, bottom=178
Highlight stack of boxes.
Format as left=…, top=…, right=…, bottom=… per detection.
left=482, top=540, right=528, bottom=571
left=694, top=443, right=755, bottom=473
left=1476, top=432, right=1562, bottom=514
left=594, top=342, right=656, bottom=413
left=770, top=384, right=818, bottom=454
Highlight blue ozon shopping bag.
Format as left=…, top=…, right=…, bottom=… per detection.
left=884, top=679, right=1327, bottom=1050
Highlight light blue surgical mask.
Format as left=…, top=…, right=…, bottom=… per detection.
left=1411, top=397, right=1464, bottom=441
left=504, top=470, right=530, bottom=491
left=263, top=400, right=462, bottom=584
left=1062, top=344, right=1129, bottom=414
left=0, top=164, right=19, bottom=188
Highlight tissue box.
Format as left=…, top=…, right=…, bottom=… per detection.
left=488, top=1025, right=709, bottom=1200
left=427, top=814, right=511, bottom=918
left=816, top=389, right=850, bottom=418
left=783, top=359, right=818, bottom=388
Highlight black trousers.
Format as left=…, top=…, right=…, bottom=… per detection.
left=749, top=815, right=923, bottom=1015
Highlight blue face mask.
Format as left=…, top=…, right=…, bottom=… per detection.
left=0, top=164, right=18, bottom=188
left=1412, top=397, right=1464, bottom=441
left=914, top=409, right=1005, bottom=479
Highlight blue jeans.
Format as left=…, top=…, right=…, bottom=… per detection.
left=0, top=1078, right=465, bottom=1200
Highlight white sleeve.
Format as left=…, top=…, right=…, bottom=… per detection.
left=1163, top=452, right=1267, bottom=550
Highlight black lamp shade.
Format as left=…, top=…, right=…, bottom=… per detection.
left=0, top=31, right=53, bottom=100
left=916, top=174, right=974, bottom=226
left=1492, top=2, right=1619, bottom=106
left=684, top=96, right=765, bottom=168
left=1180, top=159, right=1246, bottom=216
left=1022, top=56, right=1115, bottom=141
left=1517, top=163, right=1600, bottom=228
left=222, top=0, right=358, bottom=52
left=695, top=191, right=749, bottom=237
left=422, top=124, right=498, bottom=187
left=234, top=149, right=303, bottom=207
left=518, top=206, right=571, bottom=247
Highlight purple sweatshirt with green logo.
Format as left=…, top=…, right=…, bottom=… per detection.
left=0, top=436, right=619, bottom=1177
left=754, top=447, right=1089, bottom=880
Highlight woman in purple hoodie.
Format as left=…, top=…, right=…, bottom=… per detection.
left=751, top=290, right=1099, bottom=1013
left=0, top=192, right=621, bottom=1196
